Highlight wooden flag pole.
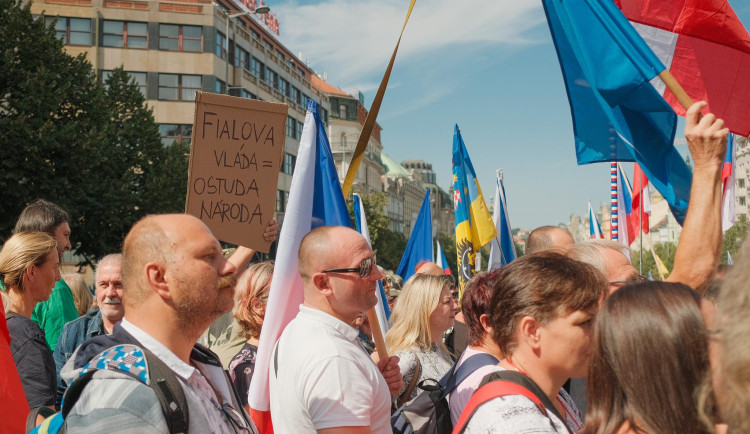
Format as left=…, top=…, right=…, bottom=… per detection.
left=341, top=0, right=417, bottom=363
left=659, top=70, right=694, bottom=110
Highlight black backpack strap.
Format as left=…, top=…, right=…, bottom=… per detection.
left=61, top=344, right=189, bottom=434
left=441, top=352, right=500, bottom=396
left=142, top=348, right=189, bottom=434
left=476, top=370, right=572, bottom=433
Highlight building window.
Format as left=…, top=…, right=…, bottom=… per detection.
left=100, top=70, right=147, bottom=97
left=264, top=67, right=277, bottom=88
left=235, top=46, right=250, bottom=69
left=739, top=178, right=746, bottom=189
left=277, top=77, right=289, bottom=97
left=249, top=56, right=263, bottom=78
left=282, top=153, right=296, bottom=175
left=740, top=196, right=747, bottom=207
left=214, top=79, right=226, bottom=94
left=276, top=190, right=288, bottom=212
left=159, top=24, right=202, bottom=52
left=339, top=104, right=347, bottom=119
left=46, top=16, right=91, bottom=46
left=102, top=20, right=147, bottom=49
left=296, top=120, right=303, bottom=140
left=286, top=116, right=295, bottom=138
left=159, top=124, right=192, bottom=146
left=290, top=86, right=301, bottom=105
left=158, top=74, right=201, bottom=101
left=215, top=31, right=226, bottom=59
left=248, top=27, right=260, bottom=40
left=240, top=89, right=257, bottom=99
left=262, top=40, right=273, bottom=52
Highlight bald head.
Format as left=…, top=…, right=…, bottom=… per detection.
left=122, top=214, right=202, bottom=305
left=415, top=261, right=445, bottom=276
left=525, top=226, right=574, bottom=255
left=299, top=226, right=368, bottom=282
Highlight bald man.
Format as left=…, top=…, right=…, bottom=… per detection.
left=525, top=226, right=575, bottom=255
left=60, top=214, right=256, bottom=433
left=269, top=226, right=402, bottom=433
left=414, top=261, right=446, bottom=276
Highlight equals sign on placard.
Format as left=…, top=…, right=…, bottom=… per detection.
left=262, top=160, right=273, bottom=168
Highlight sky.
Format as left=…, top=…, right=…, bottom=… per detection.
left=261, top=0, right=750, bottom=229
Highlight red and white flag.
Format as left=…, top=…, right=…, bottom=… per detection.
left=617, top=0, right=750, bottom=136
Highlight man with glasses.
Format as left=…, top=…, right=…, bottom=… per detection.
left=270, top=226, right=403, bottom=433
left=60, top=214, right=257, bottom=433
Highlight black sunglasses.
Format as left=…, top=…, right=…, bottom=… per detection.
left=322, top=255, right=376, bottom=279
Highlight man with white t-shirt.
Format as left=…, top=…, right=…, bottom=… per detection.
left=269, top=226, right=403, bottom=433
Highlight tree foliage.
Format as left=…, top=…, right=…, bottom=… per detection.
left=631, top=242, right=676, bottom=280
left=0, top=3, right=189, bottom=262
left=346, top=192, right=406, bottom=272
left=722, top=214, right=749, bottom=264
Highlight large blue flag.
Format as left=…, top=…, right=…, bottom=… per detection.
left=488, top=170, right=516, bottom=270
left=249, top=101, right=353, bottom=421
left=543, top=0, right=692, bottom=224
left=396, top=189, right=433, bottom=283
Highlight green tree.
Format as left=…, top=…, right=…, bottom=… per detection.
left=0, top=4, right=186, bottom=261
left=346, top=192, right=406, bottom=271
left=631, top=242, right=676, bottom=280
left=722, top=214, right=749, bottom=264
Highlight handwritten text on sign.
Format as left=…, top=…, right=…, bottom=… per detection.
left=186, top=92, right=287, bottom=252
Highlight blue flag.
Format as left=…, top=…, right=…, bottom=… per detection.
left=543, top=0, right=692, bottom=224
left=353, top=193, right=391, bottom=326
left=311, top=103, right=352, bottom=229
left=488, top=170, right=516, bottom=269
left=396, top=190, right=433, bottom=283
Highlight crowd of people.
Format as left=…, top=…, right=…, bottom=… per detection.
left=0, top=101, right=748, bottom=433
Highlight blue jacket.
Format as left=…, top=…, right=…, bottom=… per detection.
left=52, top=308, right=106, bottom=408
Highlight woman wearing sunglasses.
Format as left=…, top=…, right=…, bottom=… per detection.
left=385, top=273, right=458, bottom=406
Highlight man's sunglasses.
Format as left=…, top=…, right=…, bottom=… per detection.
left=322, top=256, right=376, bottom=279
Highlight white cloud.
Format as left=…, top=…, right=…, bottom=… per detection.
left=275, top=0, right=543, bottom=87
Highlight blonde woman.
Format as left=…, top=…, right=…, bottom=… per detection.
left=228, top=261, right=274, bottom=410
left=63, top=273, right=92, bottom=316
left=0, top=232, right=60, bottom=408
left=386, top=273, right=458, bottom=405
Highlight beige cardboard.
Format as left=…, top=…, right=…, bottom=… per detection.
left=186, top=92, right=287, bottom=252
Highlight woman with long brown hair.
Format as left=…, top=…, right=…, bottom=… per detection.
left=580, top=282, right=711, bottom=434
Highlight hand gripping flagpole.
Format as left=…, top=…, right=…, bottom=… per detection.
left=340, top=0, right=417, bottom=362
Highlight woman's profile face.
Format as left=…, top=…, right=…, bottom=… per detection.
left=30, top=250, right=61, bottom=303
left=429, top=285, right=459, bottom=339
left=537, top=308, right=596, bottom=379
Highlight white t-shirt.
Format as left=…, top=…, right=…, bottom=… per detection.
left=457, top=364, right=583, bottom=433
left=269, top=306, right=392, bottom=433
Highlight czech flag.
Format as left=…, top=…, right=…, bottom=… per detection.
left=722, top=134, right=736, bottom=232
left=435, top=240, right=451, bottom=275
left=247, top=101, right=353, bottom=433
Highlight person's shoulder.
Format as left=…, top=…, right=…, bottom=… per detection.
left=7, top=314, right=44, bottom=343
left=65, top=371, right=168, bottom=432
left=463, top=394, right=567, bottom=433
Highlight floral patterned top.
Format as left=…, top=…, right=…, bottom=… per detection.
left=228, top=342, right=257, bottom=406
left=394, top=343, right=454, bottom=403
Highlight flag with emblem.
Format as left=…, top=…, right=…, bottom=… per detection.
left=452, top=125, right=497, bottom=296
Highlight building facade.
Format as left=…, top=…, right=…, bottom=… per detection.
left=33, top=0, right=329, bottom=224
left=401, top=160, right=454, bottom=236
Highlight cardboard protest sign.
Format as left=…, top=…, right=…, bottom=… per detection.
left=186, top=92, right=287, bottom=252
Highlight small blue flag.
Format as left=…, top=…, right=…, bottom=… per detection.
left=396, top=190, right=433, bottom=283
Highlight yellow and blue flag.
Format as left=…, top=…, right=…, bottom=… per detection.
left=452, top=125, right=497, bottom=294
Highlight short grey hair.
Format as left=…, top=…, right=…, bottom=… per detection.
left=95, top=253, right=123, bottom=282
left=568, top=239, right=631, bottom=276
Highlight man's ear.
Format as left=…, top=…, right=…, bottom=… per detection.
left=518, top=315, right=542, bottom=350
left=145, top=262, right=171, bottom=299
left=312, top=272, right=333, bottom=296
